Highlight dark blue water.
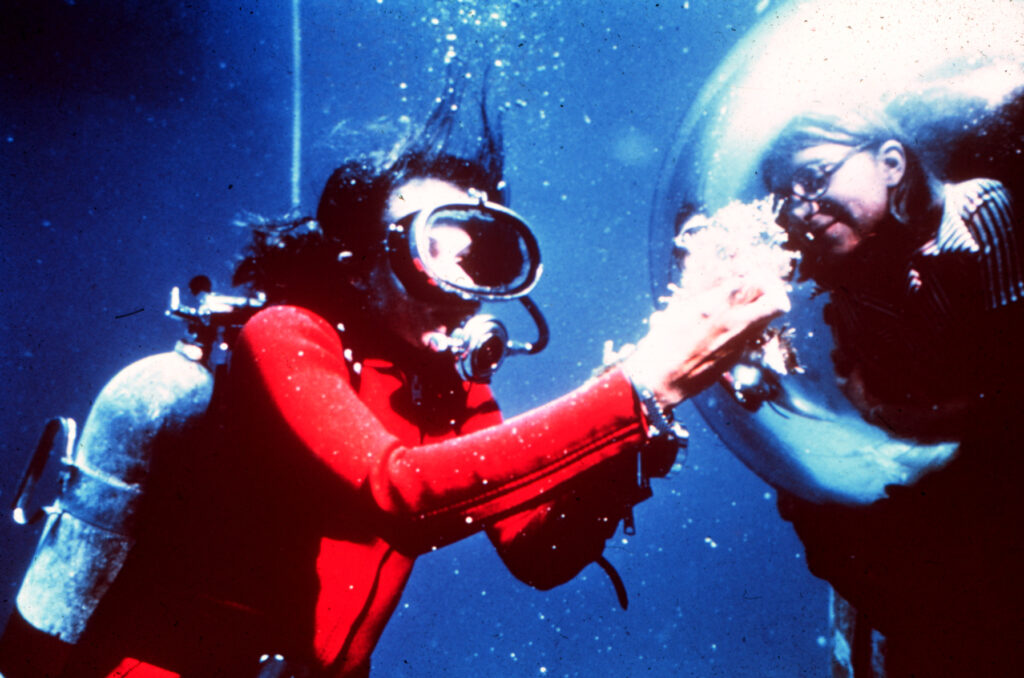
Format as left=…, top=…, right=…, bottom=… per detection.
left=1, top=1, right=827, bottom=675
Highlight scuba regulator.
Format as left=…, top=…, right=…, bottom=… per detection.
left=385, top=189, right=549, bottom=382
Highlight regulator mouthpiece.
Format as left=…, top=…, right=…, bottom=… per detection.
left=426, top=297, right=549, bottom=383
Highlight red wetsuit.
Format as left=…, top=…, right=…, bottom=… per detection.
left=47, top=305, right=653, bottom=677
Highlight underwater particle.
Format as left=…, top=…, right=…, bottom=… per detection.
left=704, top=536, right=718, bottom=548
left=583, top=113, right=592, bottom=124
left=398, top=82, right=407, bottom=89
left=539, top=668, right=547, bottom=675
left=817, top=635, right=827, bottom=647
left=756, top=0, right=770, bottom=13
left=764, top=491, right=773, bottom=500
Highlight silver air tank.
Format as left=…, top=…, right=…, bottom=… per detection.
left=8, top=279, right=264, bottom=644
left=12, top=347, right=213, bottom=643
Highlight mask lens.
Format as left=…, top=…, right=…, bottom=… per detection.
left=418, top=205, right=539, bottom=298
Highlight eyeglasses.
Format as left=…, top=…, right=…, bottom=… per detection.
left=784, top=142, right=872, bottom=203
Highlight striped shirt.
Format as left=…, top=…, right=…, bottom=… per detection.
left=826, top=178, right=1022, bottom=410
left=922, top=179, right=1023, bottom=309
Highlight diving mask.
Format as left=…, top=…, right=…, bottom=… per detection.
left=385, top=191, right=542, bottom=303
left=386, top=190, right=548, bottom=382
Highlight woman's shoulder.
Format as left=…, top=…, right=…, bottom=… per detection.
left=237, top=304, right=345, bottom=355
left=246, top=304, right=334, bottom=329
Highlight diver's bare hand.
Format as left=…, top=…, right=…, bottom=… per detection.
left=623, top=276, right=789, bottom=408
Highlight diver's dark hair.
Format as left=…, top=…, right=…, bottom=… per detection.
left=233, top=76, right=505, bottom=320
left=761, top=108, right=942, bottom=228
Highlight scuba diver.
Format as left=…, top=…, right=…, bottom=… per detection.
left=0, top=89, right=785, bottom=678
left=759, top=108, right=1024, bottom=677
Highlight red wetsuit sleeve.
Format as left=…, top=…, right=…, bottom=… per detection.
left=462, top=371, right=653, bottom=590
left=485, top=448, right=651, bottom=590
left=231, top=306, right=648, bottom=553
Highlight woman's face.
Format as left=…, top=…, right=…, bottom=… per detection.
left=780, top=141, right=905, bottom=265
left=363, top=177, right=481, bottom=351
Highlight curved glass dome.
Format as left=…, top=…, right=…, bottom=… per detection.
left=651, top=0, right=1024, bottom=505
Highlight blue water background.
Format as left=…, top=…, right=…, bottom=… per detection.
left=1, top=1, right=827, bottom=675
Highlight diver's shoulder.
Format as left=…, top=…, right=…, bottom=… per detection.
left=238, top=304, right=341, bottom=351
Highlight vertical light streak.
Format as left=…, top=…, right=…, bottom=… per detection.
left=291, top=0, right=302, bottom=209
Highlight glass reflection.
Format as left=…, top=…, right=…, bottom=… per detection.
left=653, top=1, right=1024, bottom=673
left=651, top=0, right=1024, bottom=505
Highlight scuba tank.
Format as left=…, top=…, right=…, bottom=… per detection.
left=5, top=277, right=264, bottom=647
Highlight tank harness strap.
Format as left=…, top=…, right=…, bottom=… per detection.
left=58, top=462, right=143, bottom=537
left=595, top=555, right=629, bottom=610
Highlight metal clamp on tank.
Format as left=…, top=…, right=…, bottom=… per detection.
left=12, top=416, right=146, bottom=538
left=12, top=417, right=77, bottom=527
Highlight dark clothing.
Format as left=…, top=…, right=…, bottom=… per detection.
left=781, top=179, right=1024, bottom=676
left=825, top=179, right=1023, bottom=439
